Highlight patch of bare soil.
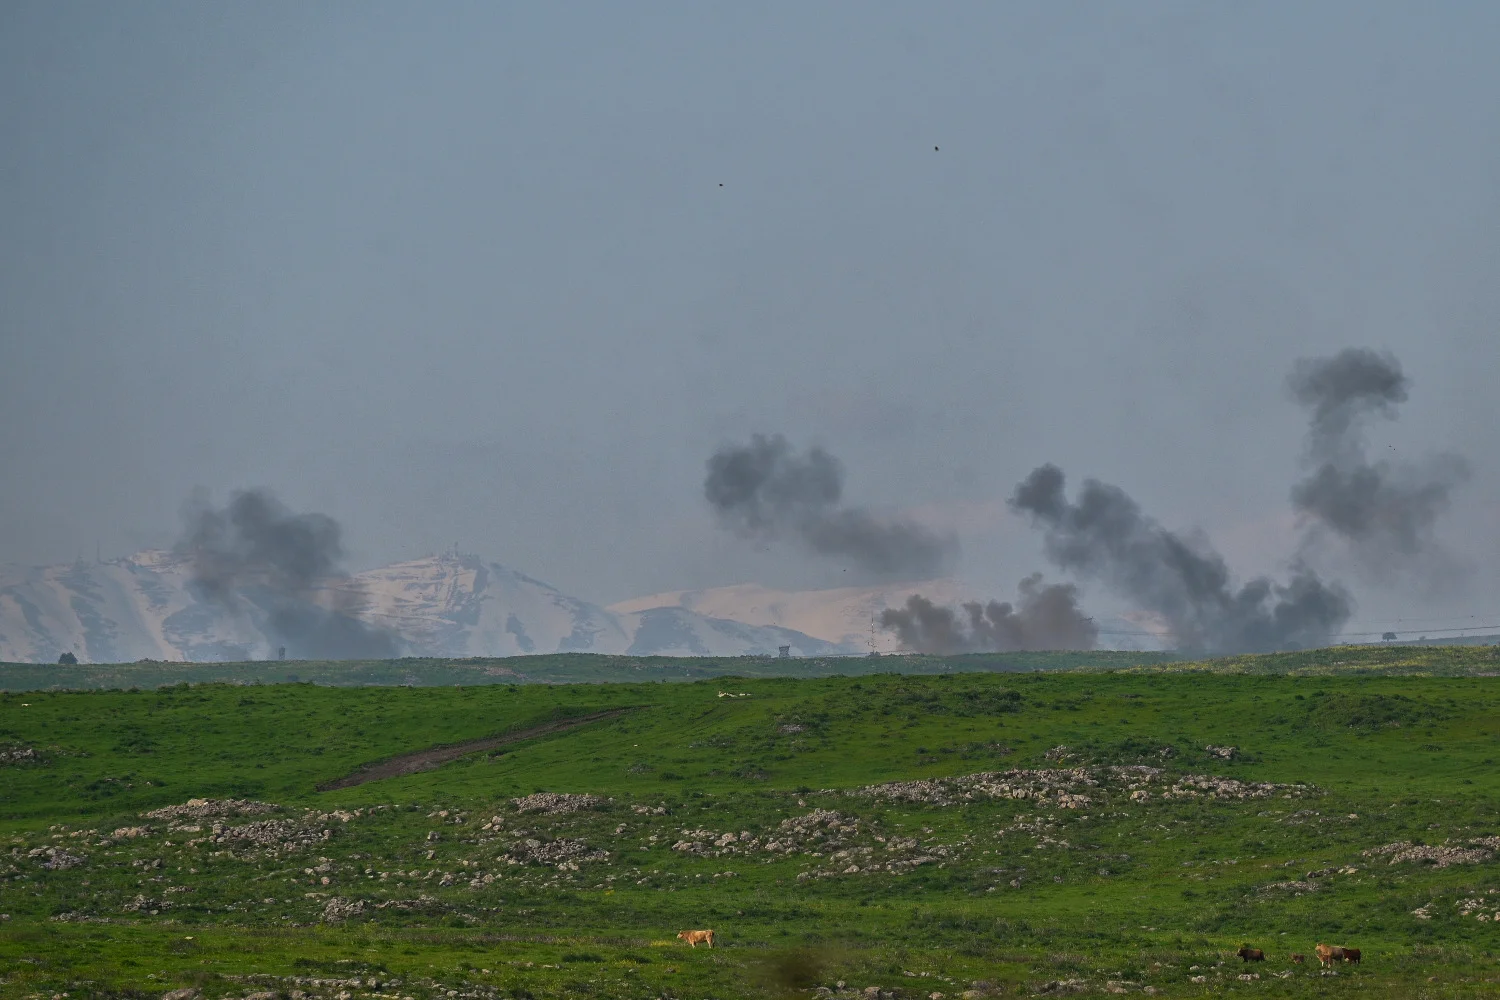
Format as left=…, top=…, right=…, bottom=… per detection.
left=316, top=708, right=632, bottom=791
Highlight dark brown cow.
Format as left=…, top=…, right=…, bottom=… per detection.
left=1237, top=946, right=1265, bottom=962
left=1290, top=954, right=1305, bottom=964
left=1342, top=947, right=1361, bottom=964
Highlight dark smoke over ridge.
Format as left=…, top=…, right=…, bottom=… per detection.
left=703, top=434, right=957, bottom=578
left=1010, top=465, right=1351, bottom=654
left=880, top=574, right=1099, bottom=654
left=1288, top=348, right=1470, bottom=583
left=179, top=489, right=402, bottom=659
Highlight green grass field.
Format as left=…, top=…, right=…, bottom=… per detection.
left=4, top=646, right=1500, bottom=998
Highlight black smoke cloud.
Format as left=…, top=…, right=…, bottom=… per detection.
left=880, top=574, right=1099, bottom=654
left=180, top=489, right=402, bottom=659
left=1010, top=465, right=1351, bottom=654
left=704, top=434, right=957, bottom=578
left=1288, top=348, right=1470, bottom=582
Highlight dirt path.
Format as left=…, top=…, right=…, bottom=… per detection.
left=316, top=708, right=633, bottom=791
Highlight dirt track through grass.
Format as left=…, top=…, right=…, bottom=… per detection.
left=316, top=707, right=632, bottom=790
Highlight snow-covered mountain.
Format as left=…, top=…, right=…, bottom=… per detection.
left=0, top=551, right=845, bottom=664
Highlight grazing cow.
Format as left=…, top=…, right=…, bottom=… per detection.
left=677, top=929, right=715, bottom=948
left=1315, top=943, right=1344, bottom=967
left=1290, top=954, right=1305, bottom=964
left=1237, top=946, right=1265, bottom=962
left=1342, top=947, right=1361, bottom=964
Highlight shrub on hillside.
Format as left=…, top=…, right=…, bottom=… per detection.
left=1304, top=692, right=1450, bottom=731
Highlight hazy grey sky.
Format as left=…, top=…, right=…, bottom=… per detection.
left=3, top=2, right=1497, bottom=630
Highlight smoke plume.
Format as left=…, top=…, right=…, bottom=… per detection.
left=1288, top=348, right=1469, bottom=582
left=881, top=574, right=1098, bottom=654
left=1010, top=465, right=1351, bottom=653
left=179, top=489, right=402, bottom=659
left=704, top=434, right=957, bottom=577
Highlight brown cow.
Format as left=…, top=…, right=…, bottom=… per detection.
left=1342, top=947, right=1361, bottom=964
left=677, top=929, right=714, bottom=948
left=1315, top=943, right=1344, bottom=967
left=1290, top=954, right=1305, bottom=964
left=1237, top=946, right=1265, bottom=962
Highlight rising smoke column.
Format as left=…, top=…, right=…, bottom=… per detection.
left=880, top=573, right=1099, bottom=654
left=180, top=489, right=402, bottom=659
left=1288, top=348, right=1470, bottom=583
left=1009, top=465, right=1351, bottom=653
left=704, top=434, right=957, bottom=577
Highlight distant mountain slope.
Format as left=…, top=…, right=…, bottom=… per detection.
left=620, top=607, right=837, bottom=657
left=609, top=579, right=992, bottom=650
left=610, top=580, right=1171, bottom=652
left=0, top=550, right=250, bottom=664
left=0, top=552, right=843, bottom=663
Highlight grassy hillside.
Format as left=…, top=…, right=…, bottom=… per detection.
left=0, top=649, right=1182, bottom=691
left=1141, top=643, right=1500, bottom=676
left=5, top=642, right=1498, bottom=694
left=3, top=655, right=1500, bottom=997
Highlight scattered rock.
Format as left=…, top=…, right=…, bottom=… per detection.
left=209, top=818, right=331, bottom=854
left=854, top=766, right=1307, bottom=809
left=1365, top=839, right=1498, bottom=868
left=27, top=846, right=85, bottom=870
left=0, top=744, right=39, bottom=766
left=321, top=897, right=365, bottom=922
left=123, top=894, right=170, bottom=914
left=142, top=798, right=278, bottom=822
left=503, top=837, right=609, bottom=868
left=511, top=792, right=603, bottom=815
left=1455, top=895, right=1500, bottom=921
left=49, top=911, right=110, bottom=923
left=1160, top=774, right=1292, bottom=801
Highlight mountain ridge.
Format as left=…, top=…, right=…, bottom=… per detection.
left=0, top=550, right=847, bottom=663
